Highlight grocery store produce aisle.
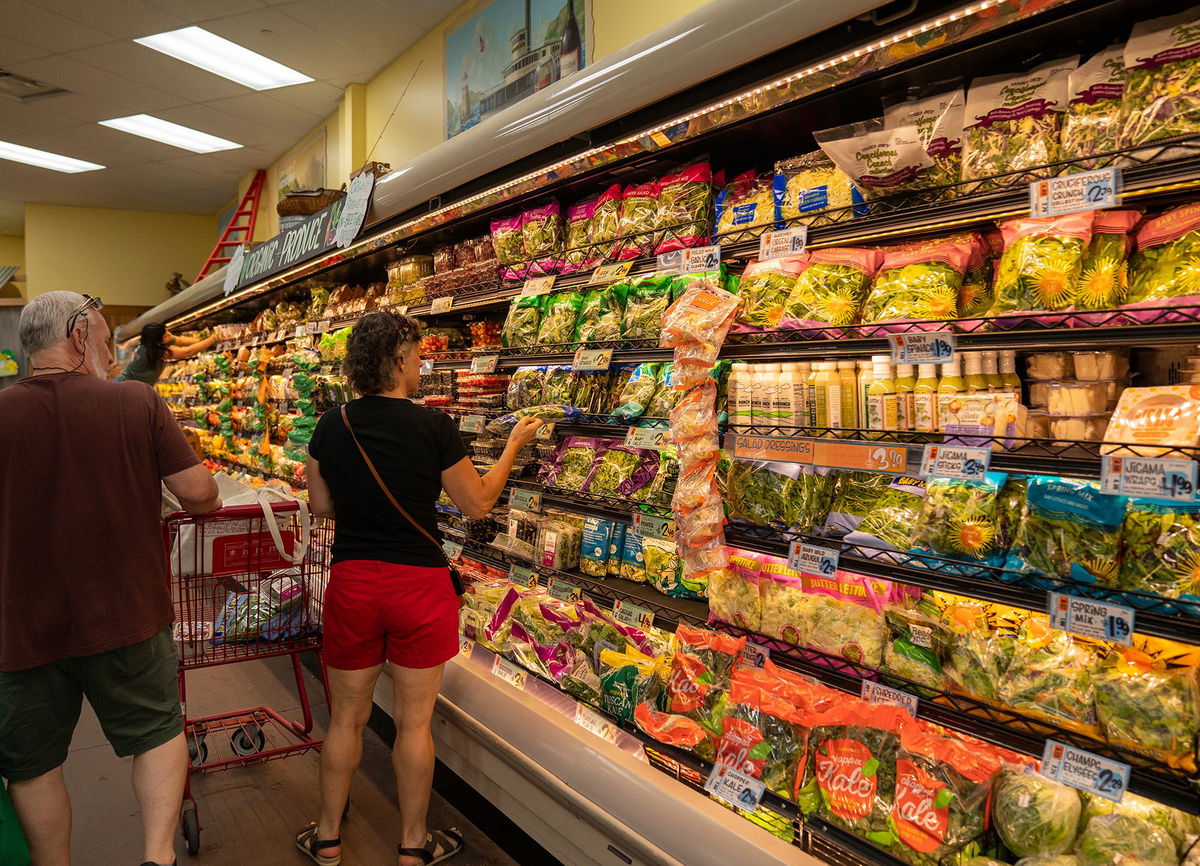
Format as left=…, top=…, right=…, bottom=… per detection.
left=64, top=653, right=535, bottom=866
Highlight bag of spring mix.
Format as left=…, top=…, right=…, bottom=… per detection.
left=654, top=161, right=714, bottom=255
left=1126, top=201, right=1200, bottom=320
left=1071, top=209, right=1141, bottom=320
left=780, top=247, right=882, bottom=335
left=733, top=255, right=807, bottom=332
left=989, top=212, right=1095, bottom=321
left=615, top=182, right=661, bottom=260
left=1118, top=499, right=1200, bottom=601
left=610, top=362, right=662, bottom=421
left=1121, top=7, right=1200, bottom=153
left=882, top=84, right=966, bottom=192
left=620, top=528, right=646, bottom=582
left=845, top=476, right=927, bottom=559
left=815, top=120, right=937, bottom=201
left=859, top=237, right=972, bottom=334
left=1062, top=46, right=1126, bottom=167
left=501, top=295, right=544, bottom=348
left=562, top=199, right=598, bottom=273
left=958, top=231, right=997, bottom=320
left=939, top=601, right=1013, bottom=704
left=708, top=548, right=764, bottom=631
left=961, top=58, right=1078, bottom=187
left=535, top=292, right=583, bottom=345
left=1004, top=476, right=1126, bottom=587
left=998, top=616, right=1099, bottom=735
left=521, top=200, right=564, bottom=262
left=490, top=214, right=524, bottom=265
left=580, top=517, right=616, bottom=578
left=774, top=150, right=865, bottom=223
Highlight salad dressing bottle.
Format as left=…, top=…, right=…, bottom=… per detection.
left=750, top=364, right=770, bottom=430
left=814, top=362, right=843, bottom=434
left=866, top=357, right=898, bottom=435
left=793, top=362, right=812, bottom=429
left=894, top=363, right=916, bottom=432
left=964, top=352, right=988, bottom=394
left=806, top=363, right=823, bottom=429
left=774, top=364, right=796, bottom=431
left=981, top=351, right=1004, bottom=392
left=837, top=360, right=859, bottom=432
left=728, top=363, right=752, bottom=429
left=937, top=355, right=965, bottom=432
left=913, top=364, right=940, bottom=432
left=856, top=360, right=873, bottom=430
left=999, top=351, right=1022, bottom=392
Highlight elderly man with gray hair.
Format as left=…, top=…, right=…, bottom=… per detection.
left=0, top=291, right=220, bottom=866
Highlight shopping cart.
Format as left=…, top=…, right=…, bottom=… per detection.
left=163, top=500, right=332, bottom=856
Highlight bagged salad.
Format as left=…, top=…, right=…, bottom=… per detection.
left=816, top=119, right=937, bottom=201
left=792, top=570, right=891, bottom=667
left=825, top=471, right=891, bottom=537
left=654, top=162, right=714, bottom=255
left=733, top=255, right=806, bottom=332
left=542, top=436, right=607, bottom=491
left=758, top=555, right=806, bottom=646
left=562, top=199, right=598, bottom=273
left=726, top=459, right=803, bottom=527
left=1073, top=209, right=1139, bottom=314
left=575, top=285, right=627, bottom=343
left=992, top=770, right=1081, bottom=858
left=490, top=215, right=524, bottom=266
left=1127, top=201, right=1200, bottom=317
left=1075, top=814, right=1177, bottom=866
left=1061, top=46, right=1126, bottom=167
left=845, top=476, right=927, bottom=558
left=999, top=615, right=1099, bottom=734
left=961, top=58, right=1077, bottom=186
left=780, top=247, right=882, bottom=333
left=502, top=295, right=543, bottom=348
left=882, top=84, right=966, bottom=192
left=580, top=517, right=617, bottom=578
left=1118, top=499, right=1200, bottom=600
left=621, top=274, right=676, bottom=341
left=958, top=231, right=999, bottom=320
left=666, top=625, right=746, bottom=744
left=707, top=549, right=763, bottom=631
left=521, top=200, right=564, bottom=264
left=859, top=237, right=971, bottom=333
left=990, top=212, right=1094, bottom=318
left=610, top=362, right=662, bottom=420
left=615, top=182, right=661, bottom=260
left=774, top=151, right=864, bottom=222
left=716, top=668, right=810, bottom=801
left=1122, top=8, right=1200, bottom=151
left=714, top=171, right=775, bottom=237
left=882, top=596, right=948, bottom=695
left=911, top=473, right=1007, bottom=565
left=536, top=292, right=584, bottom=345
left=939, top=601, right=1013, bottom=703
left=590, top=183, right=624, bottom=261
left=620, top=528, right=646, bottom=582
left=589, top=445, right=659, bottom=499
left=505, top=366, right=544, bottom=409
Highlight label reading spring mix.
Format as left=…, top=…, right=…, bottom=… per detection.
left=920, top=444, right=991, bottom=480
left=888, top=331, right=957, bottom=364
left=860, top=681, right=919, bottom=716
left=1029, top=167, right=1121, bottom=218
left=470, top=355, right=499, bottom=374
left=573, top=348, right=613, bottom=372
left=1048, top=593, right=1134, bottom=646
left=759, top=227, right=808, bottom=260
left=613, top=600, right=654, bottom=631
left=1100, top=456, right=1198, bottom=502
left=705, top=763, right=766, bottom=812
left=1041, top=740, right=1129, bottom=803
left=491, top=655, right=527, bottom=690
left=509, top=488, right=542, bottom=512
left=787, top=541, right=840, bottom=577
left=624, top=426, right=670, bottom=450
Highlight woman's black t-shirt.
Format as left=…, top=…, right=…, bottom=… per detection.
left=309, top=396, right=468, bottom=567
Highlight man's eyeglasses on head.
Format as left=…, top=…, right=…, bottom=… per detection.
left=65, top=294, right=104, bottom=338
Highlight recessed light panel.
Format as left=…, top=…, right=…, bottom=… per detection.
left=0, top=141, right=104, bottom=173
left=99, top=115, right=242, bottom=153
left=134, top=27, right=314, bottom=91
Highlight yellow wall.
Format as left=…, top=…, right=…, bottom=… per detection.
left=0, top=235, right=24, bottom=299
left=24, top=204, right=213, bottom=306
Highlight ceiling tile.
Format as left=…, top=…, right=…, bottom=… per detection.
left=0, top=34, right=53, bottom=65
left=263, top=80, right=344, bottom=115
left=152, top=103, right=273, bottom=146
left=143, top=0, right=267, bottom=21
left=204, top=91, right=323, bottom=134
left=7, top=55, right=189, bottom=113
left=1, top=1, right=116, bottom=52
left=30, top=0, right=186, bottom=39
left=69, top=42, right=248, bottom=103
left=196, top=7, right=357, bottom=81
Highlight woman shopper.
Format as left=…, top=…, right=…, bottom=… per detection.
left=295, top=311, right=541, bottom=866
left=114, top=322, right=216, bottom=385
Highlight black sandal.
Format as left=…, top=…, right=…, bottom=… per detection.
left=397, top=828, right=463, bottom=865
left=295, top=822, right=342, bottom=866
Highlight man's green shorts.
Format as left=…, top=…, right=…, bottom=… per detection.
left=0, top=629, right=183, bottom=782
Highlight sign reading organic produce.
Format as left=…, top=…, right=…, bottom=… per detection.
left=233, top=203, right=342, bottom=291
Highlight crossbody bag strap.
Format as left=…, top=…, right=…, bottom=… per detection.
left=340, top=404, right=449, bottom=566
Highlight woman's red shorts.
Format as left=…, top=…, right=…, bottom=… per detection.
left=322, top=560, right=459, bottom=670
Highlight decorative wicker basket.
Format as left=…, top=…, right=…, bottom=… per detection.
left=277, top=187, right=345, bottom=218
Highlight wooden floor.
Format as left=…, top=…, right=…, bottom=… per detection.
left=65, top=653, right=525, bottom=866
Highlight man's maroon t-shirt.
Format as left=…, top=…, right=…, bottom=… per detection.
left=0, top=373, right=200, bottom=671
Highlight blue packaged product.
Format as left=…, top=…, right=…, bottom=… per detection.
left=580, top=517, right=616, bottom=578
left=607, top=523, right=627, bottom=578
left=620, top=529, right=645, bottom=583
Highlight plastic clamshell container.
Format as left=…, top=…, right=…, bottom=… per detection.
left=1103, top=385, right=1200, bottom=456
left=1026, top=409, right=1052, bottom=439
left=1049, top=413, right=1111, bottom=443
left=1025, top=352, right=1073, bottom=380
left=1044, top=381, right=1108, bottom=416
left=1071, top=350, right=1129, bottom=381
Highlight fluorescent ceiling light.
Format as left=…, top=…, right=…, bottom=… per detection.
left=0, top=140, right=104, bottom=173
left=134, top=26, right=313, bottom=90
left=99, top=114, right=242, bottom=153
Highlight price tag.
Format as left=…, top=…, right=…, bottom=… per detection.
left=1048, top=593, right=1134, bottom=645
left=787, top=541, right=840, bottom=577
left=657, top=245, right=722, bottom=274
left=624, top=426, right=670, bottom=450
left=459, top=415, right=485, bottom=434
left=397, top=305, right=409, bottom=316
left=549, top=577, right=582, bottom=602
left=588, top=261, right=634, bottom=284
left=705, top=763, right=766, bottom=812
left=631, top=513, right=675, bottom=541
left=431, top=296, right=453, bottom=314
left=888, top=331, right=957, bottom=364
left=758, top=227, right=808, bottom=260
left=458, top=636, right=473, bottom=657
left=573, top=348, right=613, bottom=372
left=317, top=320, right=331, bottom=333
left=509, top=564, right=538, bottom=588
left=738, top=643, right=771, bottom=670
left=574, top=704, right=618, bottom=743
left=294, top=325, right=305, bottom=338
left=304, top=321, right=318, bottom=335
left=510, top=488, right=542, bottom=512
left=470, top=355, right=500, bottom=374
left=921, top=444, right=991, bottom=480
left=1030, top=167, right=1121, bottom=218
left=222, top=244, right=245, bottom=297
left=1101, top=456, right=1198, bottom=501
left=613, top=600, right=654, bottom=631
left=443, top=540, right=464, bottom=560
left=491, top=655, right=528, bottom=690
left=861, top=681, right=919, bottom=716
left=1041, top=740, right=1129, bottom=803
left=537, top=422, right=555, bottom=441
left=520, top=276, right=556, bottom=297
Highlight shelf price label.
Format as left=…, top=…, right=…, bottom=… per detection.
left=574, top=704, right=618, bottom=742
left=759, top=227, right=808, bottom=260
left=861, top=681, right=919, bottom=717
left=470, top=355, right=500, bottom=374
left=491, top=655, right=528, bottom=691
left=705, top=763, right=766, bottom=812
left=573, top=348, right=613, bottom=371
left=589, top=261, right=634, bottom=284
left=459, top=415, right=485, bottom=434
left=304, top=321, right=319, bottom=335
left=613, top=600, right=654, bottom=631
left=548, top=577, right=582, bottom=603
left=656, top=244, right=721, bottom=274
left=1041, top=740, right=1129, bottom=803
left=509, top=564, right=538, bottom=588
left=921, top=444, right=991, bottom=480
left=510, top=487, right=542, bottom=512
left=430, top=296, right=453, bottom=314
left=1101, top=456, right=1198, bottom=502
left=624, top=425, right=670, bottom=450
left=1030, top=167, right=1121, bottom=218
left=317, top=320, right=332, bottom=333
left=537, top=422, right=556, bottom=441
left=787, top=541, right=839, bottom=577
left=738, top=642, right=771, bottom=670
left=631, top=512, right=675, bottom=541
left=520, top=276, right=556, bottom=297
left=442, top=540, right=464, bottom=560
left=459, top=636, right=474, bottom=657
left=888, top=331, right=957, bottom=364
left=1048, top=592, right=1134, bottom=646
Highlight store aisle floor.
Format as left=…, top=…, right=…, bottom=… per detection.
left=64, top=653, right=525, bottom=866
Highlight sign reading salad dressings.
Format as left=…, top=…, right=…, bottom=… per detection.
left=1100, top=456, right=1198, bottom=501
left=1048, top=592, right=1135, bottom=645
left=1041, top=740, right=1130, bottom=803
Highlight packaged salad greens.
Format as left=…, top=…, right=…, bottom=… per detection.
left=654, top=162, right=714, bottom=255
left=774, top=151, right=864, bottom=222
left=860, top=237, right=971, bottom=333
left=620, top=529, right=645, bottom=582
left=635, top=702, right=708, bottom=749
left=610, top=362, right=661, bottom=421
left=990, top=212, right=1094, bottom=318
left=959, top=232, right=998, bottom=320
left=939, top=601, right=1014, bottom=703
left=1122, top=8, right=1200, bottom=151
left=883, top=599, right=948, bottom=695
left=960, top=59, right=1078, bottom=187
left=911, top=473, right=1007, bottom=565
left=644, top=364, right=683, bottom=418
left=1073, top=209, right=1139, bottom=314
left=615, top=181, right=662, bottom=260
left=795, top=571, right=891, bottom=667
left=621, top=275, right=675, bottom=341
left=1093, top=645, right=1200, bottom=772
left=1127, top=201, right=1200, bottom=316
left=562, top=199, right=598, bottom=273
left=521, top=200, right=563, bottom=262
left=590, top=183, right=624, bottom=261
left=726, top=460, right=801, bottom=527
left=601, top=649, right=661, bottom=722
left=536, top=292, right=584, bottom=345
left=707, top=549, right=763, bottom=631
left=1075, top=815, right=1176, bottom=866
left=1078, top=791, right=1200, bottom=858
left=882, top=84, right=966, bottom=192
left=568, top=369, right=609, bottom=414
left=505, top=366, right=543, bottom=410
left=999, top=616, right=1099, bottom=733
left=758, top=555, right=806, bottom=646
left=1061, top=46, right=1126, bottom=168
left=993, top=771, right=1081, bottom=858
left=780, top=247, right=882, bottom=333
left=825, top=471, right=891, bottom=536
left=575, top=285, right=627, bottom=343
left=580, top=517, right=617, bottom=577
left=490, top=215, right=524, bottom=265
left=717, top=669, right=810, bottom=801
left=644, top=536, right=706, bottom=600
left=815, top=119, right=937, bottom=201
left=667, top=625, right=746, bottom=741
left=1118, top=499, right=1200, bottom=599
left=502, top=295, right=543, bottom=348
left=591, top=445, right=659, bottom=499
left=607, top=523, right=627, bottom=578
left=539, top=365, right=574, bottom=406
left=715, top=171, right=775, bottom=237
left=542, top=436, right=606, bottom=491
left=733, top=255, right=806, bottom=332
left=845, top=476, right=927, bottom=557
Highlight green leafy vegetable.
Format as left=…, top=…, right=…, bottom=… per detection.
left=998, top=617, right=1097, bottom=733
left=1004, top=477, right=1125, bottom=586
left=993, top=771, right=1081, bottom=857
left=1118, top=501, right=1200, bottom=598
left=911, top=475, right=1004, bottom=563
left=536, top=292, right=584, bottom=345
left=1075, top=815, right=1176, bottom=866
left=1093, top=651, right=1200, bottom=772
left=501, top=295, right=543, bottom=348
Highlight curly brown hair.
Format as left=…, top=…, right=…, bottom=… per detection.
left=343, top=311, right=421, bottom=395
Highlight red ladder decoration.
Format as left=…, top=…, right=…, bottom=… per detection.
left=196, top=170, right=265, bottom=282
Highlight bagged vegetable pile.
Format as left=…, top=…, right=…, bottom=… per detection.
left=989, top=212, right=1094, bottom=321
left=666, top=625, right=746, bottom=753
left=615, top=182, right=662, bottom=260
left=562, top=199, right=598, bottom=273
left=733, top=256, right=806, bottom=332
left=774, top=151, right=864, bottom=222
left=882, top=85, right=966, bottom=192
left=860, top=236, right=971, bottom=334
left=541, top=436, right=606, bottom=491
left=714, top=171, right=775, bottom=237
left=1072, top=209, right=1140, bottom=319
left=1122, top=8, right=1200, bottom=152
left=715, top=667, right=811, bottom=802
left=992, top=770, right=1081, bottom=858
left=882, top=597, right=948, bottom=695
left=1126, top=201, right=1200, bottom=321
left=490, top=215, right=525, bottom=266
left=1061, top=46, right=1126, bottom=168
left=845, top=476, right=927, bottom=559
left=997, top=616, right=1098, bottom=735
left=780, top=247, right=883, bottom=335
left=1118, top=499, right=1200, bottom=601
left=502, top=295, right=543, bottom=348
left=575, top=285, right=627, bottom=343
left=707, top=549, right=764, bottom=631
left=654, top=162, right=715, bottom=255
left=521, top=201, right=564, bottom=273
left=816, top=119, right=937, bottom=202
left=621, top=274, right=677, bottom=341
left=536, top=292, right=583, bottom=345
